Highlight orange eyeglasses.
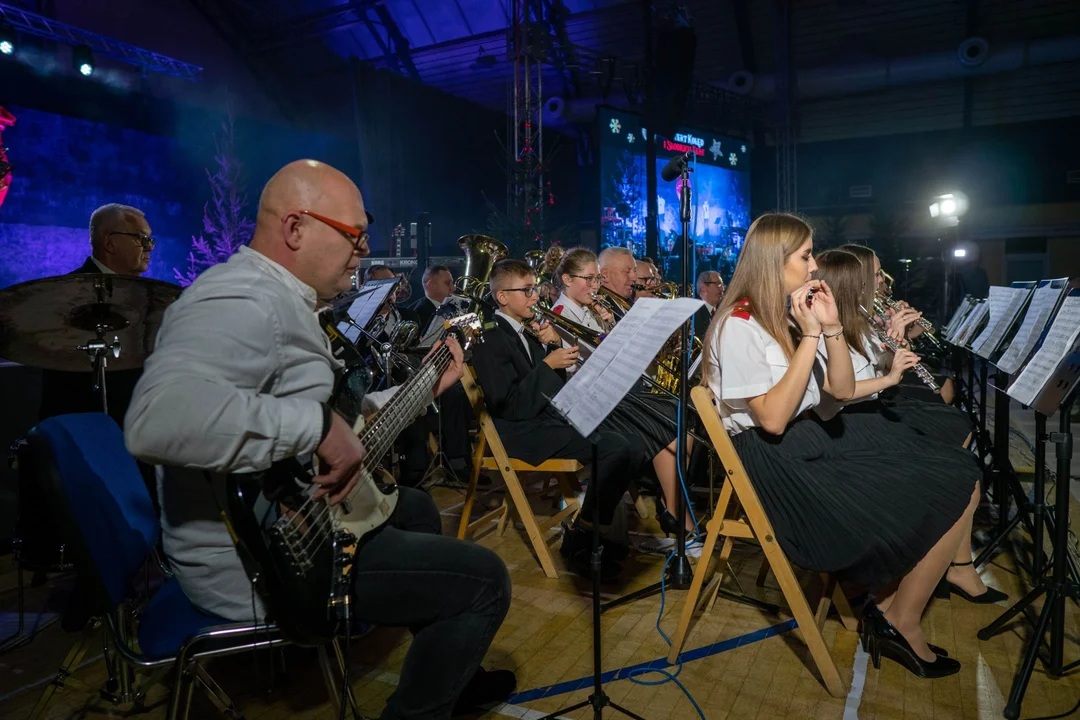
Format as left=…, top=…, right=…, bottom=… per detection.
left=297, top=210, right=370, bottom=253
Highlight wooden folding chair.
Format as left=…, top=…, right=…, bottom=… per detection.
left=456, top=366, right=582, bottom=579
left=665, top=386, right=856, bottom=698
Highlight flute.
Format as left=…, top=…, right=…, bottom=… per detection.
left=861, top=307, right=940, bottom=394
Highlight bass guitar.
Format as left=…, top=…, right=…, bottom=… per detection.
left=224, top=313, right=482, bottom=645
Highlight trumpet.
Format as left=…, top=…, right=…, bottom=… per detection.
left=654, top=281, right=680, bottom=299
left=862, top=306, right=940, bottom=393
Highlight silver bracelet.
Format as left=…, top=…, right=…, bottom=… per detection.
left=823, top=326, right=844, bottom=339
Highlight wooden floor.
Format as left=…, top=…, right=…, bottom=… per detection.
left=1, top=467, right=1079, bottom=720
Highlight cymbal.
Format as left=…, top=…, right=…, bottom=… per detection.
left=0, top=273, right=181, bottom=372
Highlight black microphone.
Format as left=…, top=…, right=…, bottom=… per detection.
left=660, top=150, right=693, bottom=182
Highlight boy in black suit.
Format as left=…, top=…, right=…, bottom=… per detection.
left=470, top=259, right=644, bottom=579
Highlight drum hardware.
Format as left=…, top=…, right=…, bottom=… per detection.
left=1, top=439, right=73, bottom=657
left=0, top=273, right=180, bottom=372
left=76, top=330, right=122, bottom=414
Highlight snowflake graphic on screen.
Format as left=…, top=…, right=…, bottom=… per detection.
left=627, top=132, right=635, bottom=143
left=709, top=139, right=722, bottom=161
left=641, top=127, right=648, bottom=140
left=609, top=118, right=621, bottom=134
left=741, top=144, right=747, bottom=153
left=729, top=153, right=738, bottom=165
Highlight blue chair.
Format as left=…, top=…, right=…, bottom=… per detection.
left=25, top=413, right=352, bottom=720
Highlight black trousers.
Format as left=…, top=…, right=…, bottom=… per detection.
left=553, top=430, right=641, bottom=526
left=353, top=487, right=510, bottom=720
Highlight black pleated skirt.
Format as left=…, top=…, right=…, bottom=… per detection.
left=880, top=390, right=973, bottom=448
left=731, top=413, right=977, bottom=590
left=601, top=393, right=678, bottom=459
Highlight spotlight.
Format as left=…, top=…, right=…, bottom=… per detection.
left=0, top=20, right=14, bottom=56
left=73, top=44, right=94, bottom=76
left=929, top=191, right=968, bottom=220
left=953, top=248, right=967, bottom=258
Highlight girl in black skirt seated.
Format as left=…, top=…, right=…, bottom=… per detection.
left=550, top=247, right=697, bottom=536
left=840, top=244, right=971, bottom=446
left=812, top=249, right=1007, bottom=605
left=702, top=213, right=981, bottom=679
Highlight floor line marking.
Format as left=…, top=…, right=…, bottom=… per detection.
left=843, top=636, right=869, bottom=720
left=507, top=619, right=797, bottom=704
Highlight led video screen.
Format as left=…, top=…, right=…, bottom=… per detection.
left=598, top=107, right=751, bottom=279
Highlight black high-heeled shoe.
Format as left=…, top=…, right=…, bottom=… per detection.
left=658, top=508, right=702, bottom=538
left=933, top=561, right=1009, bottom=604
left=861, top=604, right=949, bottom=657
left=861, top=612, right=960, bottom=678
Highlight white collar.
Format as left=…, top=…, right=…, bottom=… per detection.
left=90, top=256, right=115, bottom=274
left=555, top=292, right=585, bottom=313
left=495, top=309, right=526, bottom=334
left=239, top=246, right=319, bottom=310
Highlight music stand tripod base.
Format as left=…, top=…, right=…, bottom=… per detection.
left=976, top=395, right=1078, bottom=720
left=538, top=441, right=647, bottom=720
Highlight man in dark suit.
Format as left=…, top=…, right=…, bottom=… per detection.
left=411, top=264, right=454, bottom=333
left=38, top=204, right=154, bottom=427
left=469, top=259, right=643, bottom=580
left=692, top=269, right=724, bottom=344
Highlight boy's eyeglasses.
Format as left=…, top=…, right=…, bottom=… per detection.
left=503, top=286, right=539, bottom=298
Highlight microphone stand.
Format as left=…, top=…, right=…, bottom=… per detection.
left=602, top=155, right=777, bottom=615
left=669, top=156, right=694, bottom=588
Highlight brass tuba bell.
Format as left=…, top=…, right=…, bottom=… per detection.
left=456, top=234, right=508, bottom=298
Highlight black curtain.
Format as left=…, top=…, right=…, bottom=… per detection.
left=350, top=60, right=508, bottom=257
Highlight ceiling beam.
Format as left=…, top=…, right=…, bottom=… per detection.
left=186, top=0, right=300, bottom=123
left=370, top=2, right=420, bottom=81
left=254, top=0, right=380, bottom=53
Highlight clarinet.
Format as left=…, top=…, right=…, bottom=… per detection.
left=861, top=307, right=940, bottom=394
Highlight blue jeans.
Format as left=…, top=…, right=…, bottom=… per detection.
left=352, top=487, right=511, bottom=720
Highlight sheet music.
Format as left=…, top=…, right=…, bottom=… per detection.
left=551, top=298, right=704, bottom=438
left=946, top=298, right=977, bottom=342
left=417, top=295, right=473, bottom=347
left=972, top=286, right=1031, bottom=359
left=944, top=297, right=973, bottom=337
left=954, top=301, right=989, bottom=347
left=337, top=279, right=398, bottom=342
left=997, top=279, right=1069, bottom=375
left=1007, top=295, right=1080, bottom=406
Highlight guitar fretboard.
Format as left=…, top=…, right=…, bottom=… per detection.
left=357, top=346, right=451, bottom=467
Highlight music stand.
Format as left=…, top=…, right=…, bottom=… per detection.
left=538, top=411, right=645, bottom=720
left=977, top=291, right=1080, bottom=720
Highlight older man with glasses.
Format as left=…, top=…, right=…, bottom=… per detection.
left=74, top=203, right=157, bottom=276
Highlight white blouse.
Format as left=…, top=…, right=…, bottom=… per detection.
left=551, top=292, right=604, bottom=332
left=550, top=293, right=605, bottom=376
left=707, top=312, right=820, bottom=434
left=814, top=332, right=882, bottom=420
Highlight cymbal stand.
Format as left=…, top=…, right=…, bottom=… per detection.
left=76, top=328, right=120, bottom=415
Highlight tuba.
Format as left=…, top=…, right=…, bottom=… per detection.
left=524, top=249, right=545, bottom=274
left=456, top=234, right=508, bottom=300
